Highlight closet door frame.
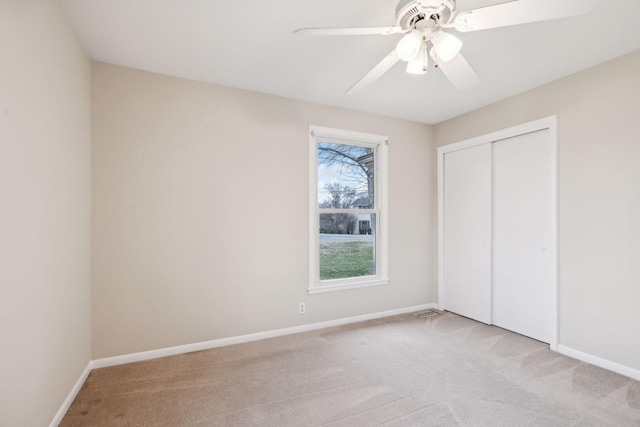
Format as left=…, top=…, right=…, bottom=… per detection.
left=437, top=115, right=558, bottom=351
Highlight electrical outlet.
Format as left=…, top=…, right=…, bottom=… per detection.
left=299, top=302, right=306, bottom=315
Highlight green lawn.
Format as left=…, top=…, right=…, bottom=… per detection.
left=319, top=240, right=374, bottom=280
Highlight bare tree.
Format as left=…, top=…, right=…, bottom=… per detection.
left=320, top=183, right=356, bottom=208
left=319, top=183, right=358, bottom=234
left=318, top=142, right=374, bottom=207
left=318, top=142, right=376, bottom=239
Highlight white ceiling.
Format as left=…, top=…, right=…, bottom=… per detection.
left=58, top=0, right=640, bottom=124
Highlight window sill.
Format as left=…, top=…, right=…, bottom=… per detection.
left=308, top=278, right=389, bottom=294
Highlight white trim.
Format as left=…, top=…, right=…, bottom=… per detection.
left=308, top=278, right=389, bottom=294
left=548, top=117, right=559, bottom=351
left=436, top=116, right=556, bottom=155
left=309, top=125, right=389, bottom=292
left=52, top=303, right=434, bottom=425
left=310, top=125, right=388, bottom=145
left=378, top=138, right=389, bottom=286
left=309, top=127, right=318, bottom=291
left=437, top=144, right=445, bottom=312
left=319, top=208, right=378, bottom=215
left=50, top=306, right=640, bottom=426
left=437, top=115, right=558, bottom=350
left=49, top=361, right=93, bottom=427
left=557, top=345, right=640, bottom=381
left=490, top=146, right=495, bottom=326
left=92, top=304, right=435, bottom=369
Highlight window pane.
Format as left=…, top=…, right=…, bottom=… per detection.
left=319, top=213, right=376, bottom=280
left=317, top=142, right=374, bottom=209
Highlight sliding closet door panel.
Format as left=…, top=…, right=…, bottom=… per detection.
left=493, top=129, right=553, bottom=343
left=443, top=144, right=492, bottom=324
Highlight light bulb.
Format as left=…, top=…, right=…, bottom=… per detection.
left=406, top=42, right=428, bottom=75
left=396, top=31, right=423, bottom=62
left=431, top=30, right=462, bottom=63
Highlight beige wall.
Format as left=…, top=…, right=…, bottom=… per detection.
left=0, top=1, right=92, bottom=426
left=435, top=50, right=640, bottom=371
left=91, top=62, right=435, bottom=358
left=1, top=0, right=636, bottom=418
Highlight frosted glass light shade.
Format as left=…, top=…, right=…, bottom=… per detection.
left=406, top=42, right=428, bottom=75
left=396, top=31, right=423, bottom=62
left=431, top=30, right=462, bottom=63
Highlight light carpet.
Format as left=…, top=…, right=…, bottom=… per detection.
left=61, top=312, right=640, bottom=426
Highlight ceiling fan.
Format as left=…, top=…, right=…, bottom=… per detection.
left=294, top=0, right=598, bottom=94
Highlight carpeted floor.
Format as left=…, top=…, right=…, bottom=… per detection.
left=61, top=312, right=640, bottom=426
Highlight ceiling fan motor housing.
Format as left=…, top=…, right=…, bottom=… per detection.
left=395, top=0, right=456, bottom=30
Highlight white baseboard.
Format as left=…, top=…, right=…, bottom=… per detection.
left=53, top=309, right=640, bottom=426
left=51, top=303, right=435, bottom=425
left=557, top=345, right=640, bottom=381
left=92, top=303, right=436, bottom=369
left=49, top=361, right=93, bottom=427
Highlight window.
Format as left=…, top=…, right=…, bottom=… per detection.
left=309, top=126, right=389, bottom=293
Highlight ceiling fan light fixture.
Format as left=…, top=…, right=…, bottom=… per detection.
left=396, top=30, right=423, bottom=61
left=453, top=12, right=474, bottom=32
left=406, top=42, right=428, bottom=75
left=431, top=30, right=462, bottom=63
left=296, top=0, right=601, bottom=94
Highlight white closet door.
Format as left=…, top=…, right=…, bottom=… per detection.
left=443, top=144, right=493, bottom=324
left=493, top=129, right=554, bottom=343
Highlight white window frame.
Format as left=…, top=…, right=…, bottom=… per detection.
left=309, top=125, right=389, bottom=294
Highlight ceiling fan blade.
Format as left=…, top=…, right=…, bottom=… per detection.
left=454, top=0, right=598, bottom=32
left=346, top=49, right=400, bottom=94
left=294, top=27, right=401, bottom=36
left=437, top=53, right=480, bottom=92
